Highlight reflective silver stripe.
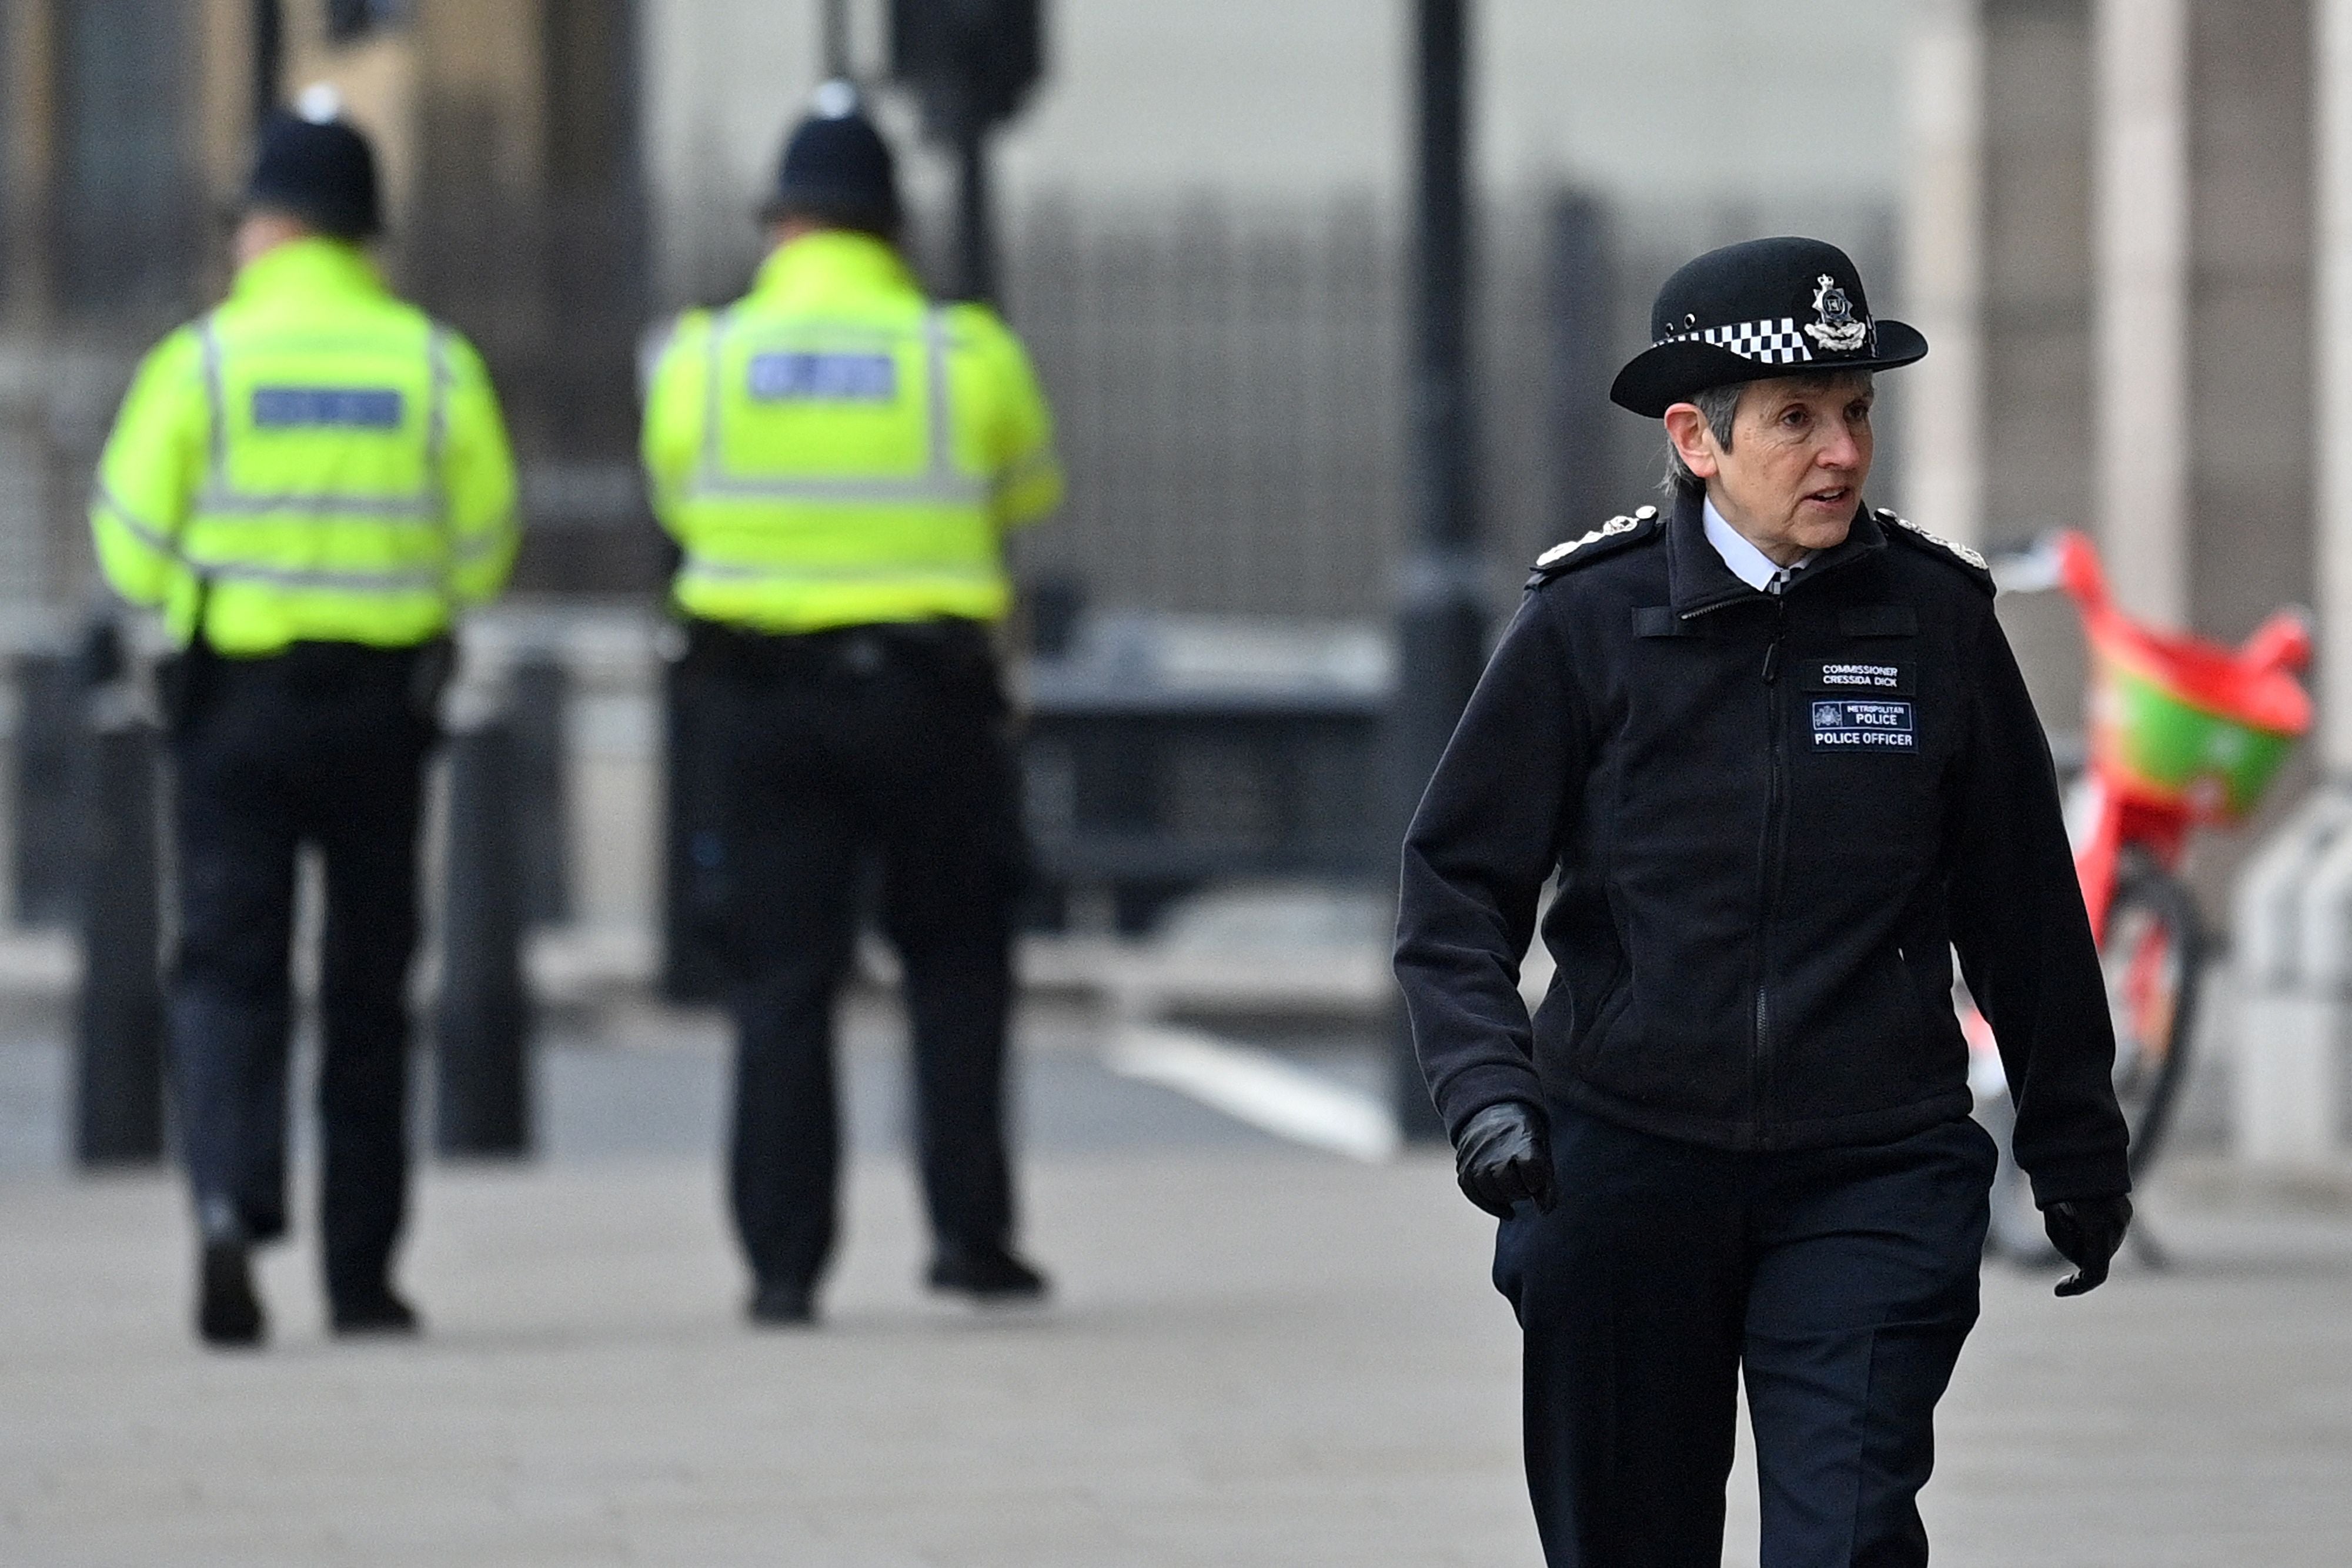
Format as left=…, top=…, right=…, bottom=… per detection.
left=921, top=308, right=955, bottom=477
left=92, top=481, right=183, bottom=557
left=690, top=472, right=988, bottom=504
left=425, top=326, right=454, bottom=604
left=678, top=556, right=998, bottom=588
left=426, top=327, right=452, bottom=473
left=686, top=307, right=986, bottom=506
left=199, top=315, right=230, bottom=477
left=195, top=493, right=440, bottom=519
left=181, top=558, right=445, bottom=593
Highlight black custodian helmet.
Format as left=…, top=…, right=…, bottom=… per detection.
left=764, top=79, right=901, bottom=236
left=244, top=91, right=382, bottom=240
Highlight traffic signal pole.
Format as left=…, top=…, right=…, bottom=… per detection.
left=888, top=0, right=1038, bottom=307
left=253, top=0, right=284, bottom=125
left=1388, top=0, right=1483, bottom=1144
left=951, top=108, right=999, bottom=305
left=821, top=0, right=851, bottom=78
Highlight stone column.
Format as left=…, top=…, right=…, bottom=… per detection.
left=2230, top=0, right=2349, bottom=1172
left=2320, top=0, right=2352, bottom=784
left=1902, top=0, right=1986, bottom=549
left=2093, top=0, right=2191, bottom=627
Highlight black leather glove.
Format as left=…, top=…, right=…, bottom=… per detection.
left=1454, top=1102, right=1558, bottom=1219
left=2043, top=1194, right=2133, bottom=1297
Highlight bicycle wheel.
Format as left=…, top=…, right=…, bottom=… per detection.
left=2101, top=851, right=2203, bottom=1176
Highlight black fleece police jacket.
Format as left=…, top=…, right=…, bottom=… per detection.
left=1395, top=488, right=2132, bottom=1206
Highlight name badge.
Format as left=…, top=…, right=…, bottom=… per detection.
left=1812, top=698, right=1916, bottom=751
left=1806, top=660, right=1910, bottom=694
left=747, top=352, right=897, bottom=402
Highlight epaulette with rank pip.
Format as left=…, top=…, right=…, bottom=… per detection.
left=1872, top=507, right=1994, bottom=594
left=1527, top=504, right=1663, bottom=586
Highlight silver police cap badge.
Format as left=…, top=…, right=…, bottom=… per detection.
left=1804, top=275, right=1870, bottom=355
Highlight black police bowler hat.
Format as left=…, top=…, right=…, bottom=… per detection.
left=765, top=81, right=901, bottom=233
left=245, top=105, right=382, bottom=240
left=1609, top=236, right=1926, bottom=418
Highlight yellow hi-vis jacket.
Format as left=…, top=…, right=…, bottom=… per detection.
left=640, top=230, right=1061, bottom=632
left=91, top=237, right=519, bottom=654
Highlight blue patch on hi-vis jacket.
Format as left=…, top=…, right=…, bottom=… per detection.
left=747, top=352, right=898, bottom=402
left=1812, top=698, right=1915, bottom=751
left=250, top=387, right=406, bottom=429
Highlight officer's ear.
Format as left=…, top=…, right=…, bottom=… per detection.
left=1662, top=402, right=1722, bottom=482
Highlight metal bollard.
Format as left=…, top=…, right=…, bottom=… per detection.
left=15, top=650, right=85, bottom=927
left=433, top=715, right=532, bottom=1156
left=74, top=696, right=166, bottom=1165
left=507, top=655, right=570, bottom=928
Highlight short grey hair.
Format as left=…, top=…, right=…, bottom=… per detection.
left=1657, top=369, right=1876, bottom=496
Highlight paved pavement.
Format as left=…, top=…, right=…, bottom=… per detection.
left=3, top=998, right=2350, bottom=1565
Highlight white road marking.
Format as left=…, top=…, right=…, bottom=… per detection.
left=1104, top=1022, right=1401, bottom=1164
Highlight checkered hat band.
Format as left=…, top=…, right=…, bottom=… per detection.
left=1657, top=316, right=1815, bottom=366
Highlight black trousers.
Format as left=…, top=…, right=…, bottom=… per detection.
left=694, top=620, right=1026, bottom=1292
left=169, top=646, right=433, bottom=1303
left=1494, top=1103, right=1996, bottom=1568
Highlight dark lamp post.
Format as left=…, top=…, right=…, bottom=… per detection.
left=253, top=0, right=284, bottom=127
left=1388, top=0, right=1484, bottom=1142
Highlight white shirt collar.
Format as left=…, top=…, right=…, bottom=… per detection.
left=1703, top=496, right=1810, bottom=593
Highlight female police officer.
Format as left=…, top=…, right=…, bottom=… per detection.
left=1394, top=237, right=2132, bottom=1566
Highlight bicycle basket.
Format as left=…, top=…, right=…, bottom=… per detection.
left=2081, top=610, right=2310, bottom=823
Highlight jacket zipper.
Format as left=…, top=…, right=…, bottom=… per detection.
left=1753, top=588, right=1790, bottom=1147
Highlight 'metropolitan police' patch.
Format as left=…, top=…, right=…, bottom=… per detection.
left=1812, top=698, right=1915, bottom=750
left=748, top=352, right=897, bottom=402
left=251, top=387, right=405, bottom=429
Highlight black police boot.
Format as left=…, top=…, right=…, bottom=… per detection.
left=197, top=1240, right=265, bottom=1348
left=926, top=1245, right=1050, bottom=1303
left=747, top=1280, right=817, bottom=1328
left=330, top=1286, right=421, bottom=1338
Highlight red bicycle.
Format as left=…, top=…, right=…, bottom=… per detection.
left=1970, top=530, right=2311, bottom=1259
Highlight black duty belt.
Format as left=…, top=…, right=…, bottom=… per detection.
left=216, top=640, right=427, bottom=695
left=683, top=617, right=994, bottom=683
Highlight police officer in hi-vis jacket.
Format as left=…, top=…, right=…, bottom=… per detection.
left=641, top=86, right=1061, bottom=1328
left=92, top=100, right=517, bottom=1348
